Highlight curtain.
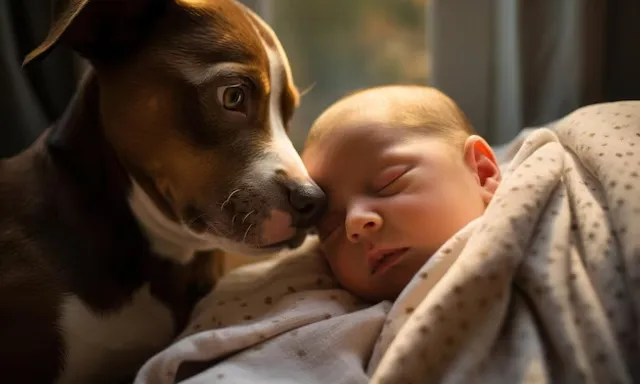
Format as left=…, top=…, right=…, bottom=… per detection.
left=429, top=0, right=640, bottom=146
left=2, top=0, right=639, bottom=154
left=0, top=0, right=82, bottom=157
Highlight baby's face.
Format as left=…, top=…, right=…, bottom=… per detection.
left=303, top=123, right=498, bottom=301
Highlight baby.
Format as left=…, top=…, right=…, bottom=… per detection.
left=301, top=85, right=502, bottom=302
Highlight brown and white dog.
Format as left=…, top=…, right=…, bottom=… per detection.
left=0, top=0, right=325, bottom=383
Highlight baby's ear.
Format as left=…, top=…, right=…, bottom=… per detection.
left=462, top=135, right=501, bottom=204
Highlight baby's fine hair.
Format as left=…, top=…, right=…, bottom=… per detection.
left=306, top=85, right=476, bottom=151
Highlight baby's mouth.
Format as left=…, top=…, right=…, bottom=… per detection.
left=369, top=248, right=410, bottom=275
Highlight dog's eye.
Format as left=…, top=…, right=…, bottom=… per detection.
left=217, top=85, right=246, bottom=112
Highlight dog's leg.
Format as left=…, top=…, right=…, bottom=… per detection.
left=147, top=250, right=223, bottom=334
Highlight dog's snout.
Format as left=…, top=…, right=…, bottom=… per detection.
left=287, top=183, right=326, bottom=228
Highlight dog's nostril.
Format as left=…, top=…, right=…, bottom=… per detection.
left=296, top=201, right=314, bottom=214
left=288, top=183, right=327, bottom=227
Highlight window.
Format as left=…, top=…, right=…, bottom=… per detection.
left=241, top=0, right=432, bottom=150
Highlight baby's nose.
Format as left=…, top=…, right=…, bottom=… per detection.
left=346, top=212, right=382, bottom=243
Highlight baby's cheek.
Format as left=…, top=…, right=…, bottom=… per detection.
left=403, top=198, right=463, bottom=246
left=321, top=244, right=347, bottom=277
left=331, top=250, right=354, bottom=280
left=326, top=247, right=367, bottom=290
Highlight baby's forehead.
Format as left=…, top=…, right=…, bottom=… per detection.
left=304, top=126, right=424, bottom=188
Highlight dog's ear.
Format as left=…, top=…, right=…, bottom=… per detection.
left=23, top=0, right=168, bottom=66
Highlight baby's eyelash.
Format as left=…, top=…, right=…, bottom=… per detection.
left=372, top=165, right=411, bottom=193
left=378, top=175, right=401, bottom=192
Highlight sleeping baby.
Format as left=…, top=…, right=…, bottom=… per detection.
left=305, top=86, right=640, bottom=384
left=301, top=85, right=507, bottom=376
left=304, top=85, right=640, bottom=383
left=301, top=84, right=501, bottom=303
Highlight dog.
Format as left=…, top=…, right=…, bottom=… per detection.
left=0, top=0, right=326, bottom=383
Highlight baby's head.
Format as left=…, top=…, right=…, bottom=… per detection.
left=302, top=85, right=501, bottom=302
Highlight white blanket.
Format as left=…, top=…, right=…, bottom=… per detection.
left=134, top=239, right=390, bottom=384
left=136, top=101, right=640, bottom=384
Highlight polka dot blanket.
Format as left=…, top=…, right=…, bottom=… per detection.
left=370, top=101, right=640, bottom=384
left=134, top=237, right=391, bottom=384
left=134, top=101, right=640, bottom=384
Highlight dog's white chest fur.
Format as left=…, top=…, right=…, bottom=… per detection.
left=55, top=284, right=174, bottom=384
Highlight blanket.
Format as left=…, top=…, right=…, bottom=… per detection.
left=135, top=101, right=640, bottom=384
left=370, top=101, right=640, bottom=383
left=134, top=238, right=390, bottom=384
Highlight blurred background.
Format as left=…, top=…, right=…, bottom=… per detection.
left=2, top=0, right=639, bottom=155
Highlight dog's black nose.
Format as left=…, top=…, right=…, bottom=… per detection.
left=288, top=183, right=327, bottom=228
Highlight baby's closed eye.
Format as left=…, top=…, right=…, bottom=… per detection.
left=372, top=165, right=412, bottom=196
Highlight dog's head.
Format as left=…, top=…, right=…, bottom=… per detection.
left=26, top=0, right=326, bottom=258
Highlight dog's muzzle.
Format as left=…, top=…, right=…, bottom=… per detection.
left=282, top=180, right=327, bottom=229
left=201, top=166, right=326, bottom=250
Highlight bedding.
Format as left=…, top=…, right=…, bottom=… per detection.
left=135, top=101, right=640, bottom=383
left=134, top=239, right=390, bottom=384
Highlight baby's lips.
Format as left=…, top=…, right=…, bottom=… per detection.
left=368, top=247, right=410, bottom=275
left=366, top=247, right=394, bottom=273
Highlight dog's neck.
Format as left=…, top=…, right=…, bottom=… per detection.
left=47, top=70, right=218, bottom=264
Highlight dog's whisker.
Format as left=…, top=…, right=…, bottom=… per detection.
left=219, top=223, right=231, bottom=236
left=205, top=221, right=228, bottom=237
left=204, top=223, right=218, bottom=236
left=187, top=212, right=207, bottom=227
left=300, top=82, right=316, bottom=98
left=242, top=210, right=254, bottom=224
left=220, top=188, right=241, bottom=211
left=242, top=224, right=254, bottom=243
left=231, top=213, right=238, bottom=227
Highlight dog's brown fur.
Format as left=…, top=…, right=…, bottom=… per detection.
left=0, top=0, right=324, bottom=382
left=0, top=68, right=221, bottom=382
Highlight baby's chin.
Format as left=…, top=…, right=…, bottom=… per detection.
left=354, top=286, right=402, bottom=303
left=356, top=271, right=415, bottom=303
left=367, top=255, right=430, bottom=301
